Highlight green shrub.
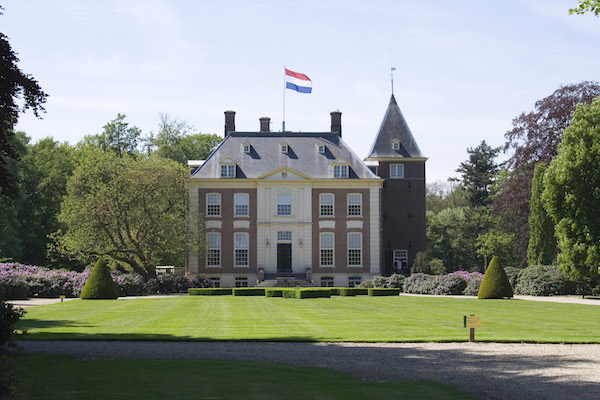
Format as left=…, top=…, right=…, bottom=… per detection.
left=368, top=288, right=401, bottom=296
left=80, top=258, right=119, bottom=300
left=478, top=256, right=513, bottom=299
left=514, top=265, right=575, bottom=296
left=188, top=288, right=233, bottom=296
left=298, top=289, right=331, bottom=299
left=503, top=267, right=521, bottom=289
left=338, top=288, right=367, bottom=296
left=264, top=289, right=283, bottom=297
left=282, top=289, right=299, bottom=298
left=329, top=288, right=341, bottom=296
left=233, top=288, right=265, bottom=296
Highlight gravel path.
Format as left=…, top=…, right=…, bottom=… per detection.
left=16, top=340, right=600, bottom=400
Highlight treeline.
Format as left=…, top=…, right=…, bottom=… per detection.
left=0, top=113, right=221, bottom=276
left=420, top=81, right=600, bottom=282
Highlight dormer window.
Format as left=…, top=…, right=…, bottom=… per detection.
left=242, top=143, right=251, bottom=154
left=317, top=142, right=326, bottom=154
left=332, top=159, right=349, bottom=179
left=219, top=159, right=237, bottom=178
left=392, top=139, right=401, bottom=151
left=280, top=141, right=289, bottom=154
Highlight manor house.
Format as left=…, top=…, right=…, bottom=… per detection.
left=186, top=95, right=426, bottom=288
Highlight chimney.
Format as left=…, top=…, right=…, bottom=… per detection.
left=259, top=117, right=270, bottom=132
left=330, top=111, right=342, bottom=137
left=224, top=110, right=236, bottom=137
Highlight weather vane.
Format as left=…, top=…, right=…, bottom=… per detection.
left=391, top=67, right=396, bottom=95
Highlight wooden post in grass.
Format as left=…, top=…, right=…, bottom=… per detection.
left=465, top=315, right=481, bottom=342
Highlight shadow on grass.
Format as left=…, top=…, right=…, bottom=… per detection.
left=14, top=340, right=599, bottom=400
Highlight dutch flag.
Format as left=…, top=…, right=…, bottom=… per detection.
left=285, top=68, right=312, bottom=94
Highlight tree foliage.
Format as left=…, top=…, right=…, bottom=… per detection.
left=527, top=163, right=557, bottom=266
left=493, top=81, right=600, bottom=266
left=147, top=113, right=222, bottom=164
left=569, top=0, right=600, bottom=15
left=83, top=114, right=141, bottom=157
left=58, top=151, right=196, bottom=279
left=455, top=140, right=502, bottom=207
left=543, top=98, right=600, bottom=279
left=0, top=14, right=48, bottom=199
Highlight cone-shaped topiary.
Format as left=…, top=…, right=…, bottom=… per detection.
left=81, top=258, right=119, bottom=299
left=478, top=256, right=513, bottom=299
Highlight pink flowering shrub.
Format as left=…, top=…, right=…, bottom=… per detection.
left=0, top=263, right=211, bottom=299
left=403, top=271, right=484, bottom=295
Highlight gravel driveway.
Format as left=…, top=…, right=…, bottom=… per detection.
left=17, top=340, right=600, bottom=400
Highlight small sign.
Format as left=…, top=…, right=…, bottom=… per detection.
left=466, top=315, right=482, bottom=328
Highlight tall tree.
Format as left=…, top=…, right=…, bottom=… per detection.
left=455, top=140, right=501, bottom=208
left=493, top=81, right=600, bottom=266
left=83, top=114, right=141, bottom=157
left=527, top=163, right=557, bottom=266
left=148, top=113, right=222, bottom=164
left=543, top=98, right=600, bottom=279
left=57, top=151, right=197, bottom=279
left=0, top=7, right=48, bottom=198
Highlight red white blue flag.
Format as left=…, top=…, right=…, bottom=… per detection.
left=285, top=68, right=312, bottom=93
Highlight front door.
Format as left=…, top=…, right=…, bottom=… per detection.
left=277, top=243, right=292, bottom=272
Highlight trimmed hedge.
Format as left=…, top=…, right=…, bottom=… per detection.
left=368, top=288, right=401, bottom=296
left=264, top=289, right=284, bottom=297
left=338, top=288, right=368, bottom=296
left=80, top=258, right=118, bottom=300
left=281, top=289, right=332, bottom=299
left=233, top=288, right=265, bottom=296
left=188, top=288, right=233, bottom=296
left=478, top=256, right=513, bottom=299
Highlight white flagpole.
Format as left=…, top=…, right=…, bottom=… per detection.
left=282, top=66, right=286, bottom=132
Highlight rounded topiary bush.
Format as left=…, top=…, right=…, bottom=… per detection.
left=80, top=258, right=119, bottom=299
left=478, top=256, right=513, bottom=299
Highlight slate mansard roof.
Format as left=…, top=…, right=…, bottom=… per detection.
left=192, top=132, right=380, bottom=180
left=365, top=95, right=425, bottom=160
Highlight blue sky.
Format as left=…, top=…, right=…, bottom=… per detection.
left=3, top=0, right=599, bottom=182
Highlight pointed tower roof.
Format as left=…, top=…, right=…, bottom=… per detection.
left=365, top=95, right=426, bottom=160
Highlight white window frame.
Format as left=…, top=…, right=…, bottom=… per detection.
left=392, top=140, right=401, bottom=151
left=234, top=232, right=249, bottom=267
left=348, top=233, right=362, bottom=267
left=317, top=144, right=326, bottom=154
left=333, top=164, right=349, bottom=179
left=206, top=232, right=221, bottom=267
left=347, top=193, right=362, bottom=217
left=235, top=277, right=249, bottom=288
left=390, top=163, right=404, bottom=179
left=320, top=233, right=334, bottom=267
left=206, top=193, right=221, bottom=216
left=393, top=249, right=408, bottom=270
left=320, top=193, right=334, bottom=217
left=280, top=142, right=289, bottom=154
left=277, top=231, right=292, bottom=242
left=277, top=193, right=292, bottom=216
left=234, top=193, right=249, bottom=217
left=220, top=164, right=236, bottom=178
left=243, top=143, right=251, bottom=154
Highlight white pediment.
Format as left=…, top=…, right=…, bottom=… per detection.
left=257, top=167, right=312, bottom=181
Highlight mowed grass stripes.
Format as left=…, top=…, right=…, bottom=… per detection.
left=17, top=295, right=600, bottom=343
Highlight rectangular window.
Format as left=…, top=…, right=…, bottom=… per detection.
left=320, top=193, right=334, bottom=216
left=234, top=193, right=249, bottom=217
left=392, top=141, right=400, bottom=150
left=281, top=144, right=288, bottom=154
left=390, top=163, right=404, bottom=179
left=277, top=193, right=292, bottom=216
left=347, top=194, right=362, bottom=216
left=318, top=144, right=326, bottom=154
left=209, top=277, right=220, bottom=288
left=243, top=144, right=251, bottom=154
left=206, top=233, right=221, bottom=266
left=277, top=231, right=292, bottom=242
left=393, top=249, right=408, bottom=271
left=234, top=233, right=249, bottom=267
left=206, top=193, right=221, bottom=216
left=221, top=164, right=235, bottom=178
left=320, top=233, right=334, bottom=266
left=235, top=277, right=249, bottom=288
left=348, top=277, right=361, bottom=288
left=333, top=165, right=348, bottom=178
left=320, top=277, right=334, bottom=287
left=348, top=233, right=362, bottom=266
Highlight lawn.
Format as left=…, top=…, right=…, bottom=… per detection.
left=14, top=354, right=477, bottom=399
left=16, top=295, right=600, bottom=343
